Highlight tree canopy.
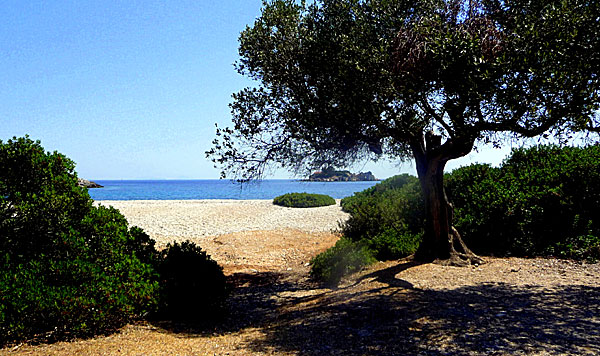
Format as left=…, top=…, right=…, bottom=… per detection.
left=209, top=0, right=599, bottom=178
left=208, top=0, right=600, bottom=263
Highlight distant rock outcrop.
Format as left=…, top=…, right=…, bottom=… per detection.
left=353, top=171, right=378, bottom=181
left=306, top=168, right=378, bottom=182
left=77, top=178, right=103, bottom=188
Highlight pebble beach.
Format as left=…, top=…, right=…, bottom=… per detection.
left=95, top=199, right=350, bottom=246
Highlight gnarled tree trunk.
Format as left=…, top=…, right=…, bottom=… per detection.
left=411, top=132, right=484, bottom=266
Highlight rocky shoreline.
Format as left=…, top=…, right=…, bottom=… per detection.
left=77, top=178, right=103, bottom=188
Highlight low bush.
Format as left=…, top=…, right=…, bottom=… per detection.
left=367, top=229, right=421, bottom=261
left=156, top=241, right=228, bottom=321
left=310, top=175, right=423, bottom=285
left=273, top=192, right=336, bottom=208
left=310, top=237, right=376, bottom=286
left=444, top=163, right=509, bottom=255
left=340, top=174, right=424, bottom=260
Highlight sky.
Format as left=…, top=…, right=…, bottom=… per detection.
left=0, top=0, right=512, bottom=180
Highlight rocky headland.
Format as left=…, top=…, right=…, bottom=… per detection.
left=77, top=178, right=103, bottom=188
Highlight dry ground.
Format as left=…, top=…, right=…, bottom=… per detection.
left=3, top=228, right=600, bottom=356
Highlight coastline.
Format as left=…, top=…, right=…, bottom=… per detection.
left=94, top=199, right=349, bottom=247
left=87, top=179, right=379, bottom=200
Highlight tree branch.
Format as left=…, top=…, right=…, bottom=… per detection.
left=419, top=98, right=455, bottom=138
left=585, top=123, right=600, bottom=133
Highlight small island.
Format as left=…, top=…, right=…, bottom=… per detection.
left=305, top=167, right=378, bottom=182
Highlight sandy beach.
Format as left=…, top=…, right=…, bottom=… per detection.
left=93, top=199, right=349, bottom=273
left=95, top=199, right=349, bottom=244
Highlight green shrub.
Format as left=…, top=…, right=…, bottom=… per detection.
left=367, top=229, right=421, bottom=261
left=0, top=136, right=160, bottom=345
left=341, top=174, right=419, bottom=213
left=444, top=163, right=510, bottom=255
left=312, top=145, right=600, bottom=272
left=273, top=192, right=336, bottom=208
left=156, top=241, right=228, bottom=322
left=310, top=237, right=376, bottom=286
left=447, top=145, right=600, bottom=260
left=548, top=216, right=600, bottom=262
left=340, top=174, right=424, bottom=260
left=309, top=176, right=421, bottom=285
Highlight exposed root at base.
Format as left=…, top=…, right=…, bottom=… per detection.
left=434, top=227, right=486, bottom=267
left=434, top=252, right=485, bottom=267
left=440, top=226, right=485, bottom=267
left=414, top=227, right=486, bottom=267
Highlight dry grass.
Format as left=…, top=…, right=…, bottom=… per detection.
left=3, top=229, right=600, bottom=356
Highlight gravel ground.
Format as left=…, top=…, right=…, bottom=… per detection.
left=4, top=201, right=600, bottom=355
left=6, top=255, right=599, bottom=356
left=95, top=199, right=349, bottom=246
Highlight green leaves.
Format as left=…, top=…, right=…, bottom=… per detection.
left=209, top=0, right=413, bottom=180
left=211, top=0, right=599, bottom=182
left=273, top=192, right=336, bottom=207
left=341, top=174, right=424, bottom=260
left=156, top=241, right=227, bottom=321
left=446, top=144, right=600, bottom=259
left=0, top=137, right=160, bottom=345
left=310, top=237, right=376, bottom=286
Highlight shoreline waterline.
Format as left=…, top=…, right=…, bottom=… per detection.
left=87, top=179, right=378, bottom=200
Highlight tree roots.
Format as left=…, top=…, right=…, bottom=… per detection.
left=434, top=227, right=485, bottom=267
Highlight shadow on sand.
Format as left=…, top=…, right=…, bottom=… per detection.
left=153, top=261, right=600, bottom=355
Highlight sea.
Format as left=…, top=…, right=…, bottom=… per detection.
left=87, top=179, right=380, bottom=201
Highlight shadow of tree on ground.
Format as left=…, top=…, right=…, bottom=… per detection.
left=154, top=262, right=600, bottom=355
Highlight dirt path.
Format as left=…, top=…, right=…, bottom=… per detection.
left=3, top=229, right=600, bottom=356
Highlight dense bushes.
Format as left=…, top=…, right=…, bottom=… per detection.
left=273, top=192, right=336, bottom=208
left=311, top=144, right=600, bottom=285
left=447, top=145, right=600, bottom=260
left=0, top=137, right=227, bottom=346
left=0, top=136, right=161, bottom=344
left=338, top=145, right=600, bottom=262
left=310, top=175, right=423, bottom=285
left=444, top=164, right=509, bottom=255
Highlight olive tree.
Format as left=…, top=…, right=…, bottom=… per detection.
left=208, top=0, right=600, bottom=265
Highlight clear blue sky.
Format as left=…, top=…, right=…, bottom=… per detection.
left=0, top=0, right=511, bottom=180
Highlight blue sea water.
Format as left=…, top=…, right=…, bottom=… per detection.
left=88, top=179, right=379, bottom=201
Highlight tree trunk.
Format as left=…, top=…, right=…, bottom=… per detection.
left=412, top=134, right=484, bottom=266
